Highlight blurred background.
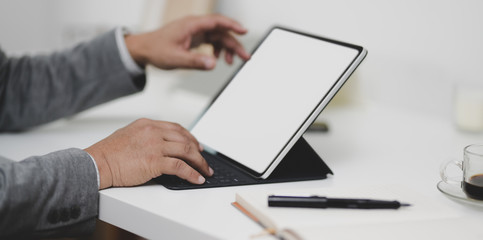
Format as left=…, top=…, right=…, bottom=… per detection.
left=2, top=0, right=483, bottom=127
left=1, top=0, right=483, bottom=238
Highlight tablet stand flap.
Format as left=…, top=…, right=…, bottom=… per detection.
left=262, top=137, right=333, bottom=183
left=155, top=136, right=333, bottom=189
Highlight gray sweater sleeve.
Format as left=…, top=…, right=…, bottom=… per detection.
left=0, top=30, right=146, bottom=237
left=0, top=149, right=99, bottom=238
left=0, top=29, right=146, bottom=131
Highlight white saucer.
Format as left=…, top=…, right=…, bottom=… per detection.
left=437, top=181, right=483, bottom=207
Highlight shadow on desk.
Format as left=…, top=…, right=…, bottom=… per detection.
left=43, top=220, right=145, bottom=240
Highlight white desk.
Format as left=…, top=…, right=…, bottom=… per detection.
left=1, top=102, right=483, bottom=239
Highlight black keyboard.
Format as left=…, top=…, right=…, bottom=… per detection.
left=155, top=138, right=333, bottom=190
left=155, top=151, right=257, bottom=190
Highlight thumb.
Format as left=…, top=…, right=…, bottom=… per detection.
left=176, top=52, right=216, bottom=70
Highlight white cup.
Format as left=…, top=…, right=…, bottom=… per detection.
left=453, top=83, right=483, bottom=132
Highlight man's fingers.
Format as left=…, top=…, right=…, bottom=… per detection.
left=186, top=14, right=250, bottom=62
left=153, top=121, right=203, bottom=151
left=225, top=50, right=234, bottom=64
left=169, top=51, right=216, bottom=70
left=162, top=157, right=206, bottom=184
left=161, top=141, right=212, bottom=177
left=188, top=14, right=247, bottom=35
left=161, top=130, right=204, bottom=152
left=214, top=45, right=222, bottom=58
left=206, top=32, right=250, bottom=61
left=159, top=126, right=198, bottom=145
left=220, top=34, right=250, bottom=60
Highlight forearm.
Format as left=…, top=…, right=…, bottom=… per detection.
left=0, top=149, right=99, bottom=238
left=0, top=29, right=146, bottom=131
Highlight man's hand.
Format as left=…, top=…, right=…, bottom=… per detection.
left=124, top=14, right=250, bottom=70
left=85, top=118, right=213, bottom=190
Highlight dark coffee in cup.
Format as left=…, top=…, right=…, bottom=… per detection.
left=441, top=144, right=483, bottom=201
left=462, top=174, right=483, bottom=200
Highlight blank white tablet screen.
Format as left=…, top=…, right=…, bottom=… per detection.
left=191, top=28, right=359, bottom=174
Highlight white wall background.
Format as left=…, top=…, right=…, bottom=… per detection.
left=217, top=0, right=483, bottom=119
left=1, top=0, right=482, bottom=122
left=0, top=0, right=150, bottom=54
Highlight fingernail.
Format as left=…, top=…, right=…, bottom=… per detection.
left=209, top=167, right=214, bottom=176
left=198, top=175, right=206, bottom=184
left=244, top=52, right=251, bottom=60
left=202, top=56, right=215, bottom=69
left=235, top=24, right=247, bottom=32
left=199, top=143, right=204, bottom=151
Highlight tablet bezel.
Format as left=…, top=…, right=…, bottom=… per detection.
left=191, top=26, right=367, bottom=179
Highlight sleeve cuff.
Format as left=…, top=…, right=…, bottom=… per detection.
left=115, top=27, right=145, bottom=77
left=85, top=152, right=100, bottom=189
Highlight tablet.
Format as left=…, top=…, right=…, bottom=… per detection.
left=191, top=27, right=367, bottom=179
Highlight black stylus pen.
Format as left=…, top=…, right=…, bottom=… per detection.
left=268, top=195, right=411, bottom=209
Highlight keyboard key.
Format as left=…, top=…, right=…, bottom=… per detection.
left=155, top=151, right=256, bottom=189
